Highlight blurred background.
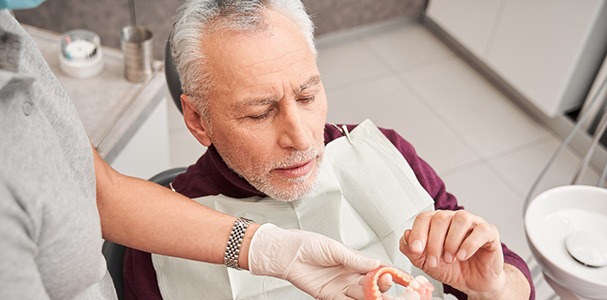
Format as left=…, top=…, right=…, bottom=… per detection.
left=14, top=0, right=426, bottom=60
left=16, top=1, right=607, bottom=299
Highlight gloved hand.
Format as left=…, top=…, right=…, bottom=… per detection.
left=248, top=224, right=381, bottom=300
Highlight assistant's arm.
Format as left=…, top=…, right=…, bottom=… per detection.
left=93, top=146, right=379, bottom=299
left=93, top=146, right=258, bottom=268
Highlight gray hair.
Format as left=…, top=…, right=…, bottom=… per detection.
left=170, top=0, right=317, bottom=118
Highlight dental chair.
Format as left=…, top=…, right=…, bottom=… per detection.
left=102, top=40, right=185, bottom=300
left=164, top=40, right=184, bottom=114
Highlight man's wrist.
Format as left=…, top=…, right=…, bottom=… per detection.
left=467, top=274, right=507, bottom=300
left=467, top=263, right=530, bottom=300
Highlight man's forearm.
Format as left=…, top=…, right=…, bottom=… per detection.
left=93, top=147, right=257, bottom=268
left=468, top=263, right=531, bottom=300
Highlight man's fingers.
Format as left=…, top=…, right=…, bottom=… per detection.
left=457, top=222, right=500, bottom=261
left=443, top=211, right=481, bottom=263
left=400, top=231, right=424, bottom=267
left=407, top=211, right=434, bottom=253
left=424, top=212, right=453, bottom=268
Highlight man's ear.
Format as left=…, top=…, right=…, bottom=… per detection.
left=181, top=94, right=212, bottom=147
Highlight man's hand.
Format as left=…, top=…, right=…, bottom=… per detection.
left=399, top=210, right=526, bottom=299
left=248, top=224, right=381, bottom=300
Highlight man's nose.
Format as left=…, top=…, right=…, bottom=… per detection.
left=277, top=102, right=314, bottom=151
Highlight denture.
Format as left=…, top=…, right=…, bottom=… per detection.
left=363, top=265, right=418, bottom=300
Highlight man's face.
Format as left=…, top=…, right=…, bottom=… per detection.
left=188, top=10, right=327, bottom=201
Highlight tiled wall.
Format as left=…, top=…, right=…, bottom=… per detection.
left=14, top=0, right=426, bottom=60
left=304, top=0, right=425, bottom=36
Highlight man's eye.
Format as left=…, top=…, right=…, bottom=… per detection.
left=248, top=110, right=272, bottom=120
left=299, top=96, right=315, bottom=103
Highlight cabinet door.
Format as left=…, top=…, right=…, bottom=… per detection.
left=485, top=0, right=607, bottom=116
left=426, top=0, right=503, bottom=58
left=426, top=0, right=607, bottom=117
left=111, top=97, right=171, bottom=180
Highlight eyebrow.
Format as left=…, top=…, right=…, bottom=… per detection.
left=297, top=75, right=321, bottom=94
left=239, top=95, right=280, bottom=108
left=235, top=75, right=322, bottom=110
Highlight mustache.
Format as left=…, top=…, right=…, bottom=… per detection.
left=271, top=145, right=323, bottom=169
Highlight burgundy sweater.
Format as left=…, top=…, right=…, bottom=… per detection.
left=123, top=124, right=535, bottom=300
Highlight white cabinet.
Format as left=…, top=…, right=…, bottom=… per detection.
left=426, top=0, right=502, bottom=58
left=111, top=97, right=171, bottom=180
left=426, top=0, right=607, bottom=117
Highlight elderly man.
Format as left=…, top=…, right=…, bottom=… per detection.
left=0, top=1, right=398, bottom=300
left=124, top=0, right=534, bottom=299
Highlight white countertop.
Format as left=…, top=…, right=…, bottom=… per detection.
left=24, top=25, right=167, bottom=163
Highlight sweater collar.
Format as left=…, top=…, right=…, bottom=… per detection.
left=206, top=145, right=265, bottom=197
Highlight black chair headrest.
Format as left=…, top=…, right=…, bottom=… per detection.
left=164, top=40, right=183, bottom=114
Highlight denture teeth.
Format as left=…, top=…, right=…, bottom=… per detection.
left=408, top=280, right=420, bottom=289
left=415, top=275, right=429, bottom=284
left=405, top=286, right=421, bottom=300
left=364, top=265, right=425, bottom=300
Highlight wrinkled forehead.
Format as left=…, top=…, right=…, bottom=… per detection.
left=201, top=9, right=318, bottom=98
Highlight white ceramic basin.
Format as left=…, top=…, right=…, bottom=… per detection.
left=525, top=185, right=607, bottom=299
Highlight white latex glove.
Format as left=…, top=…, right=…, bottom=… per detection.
left=248, top=224, right=381, bottom=300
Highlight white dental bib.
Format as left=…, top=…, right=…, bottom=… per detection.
left=152, top=119, right=443, bottom=299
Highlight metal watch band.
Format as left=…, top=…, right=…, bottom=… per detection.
left=224, top=217, right=254, bottom=270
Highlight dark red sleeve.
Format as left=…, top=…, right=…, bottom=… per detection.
left=379, top=127, right=535, bottom=300
left=123, top=249, right=163, bottom=300
left=328, top=124, right=535, bottom=300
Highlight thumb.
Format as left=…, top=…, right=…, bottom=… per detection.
left=399, top=231, right=424, bottom=266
